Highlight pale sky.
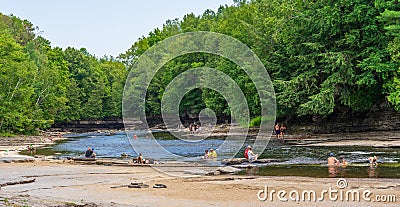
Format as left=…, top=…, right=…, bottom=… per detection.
left=0, top=0, right=233, bottom=57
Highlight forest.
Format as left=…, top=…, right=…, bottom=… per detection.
left=1, top=0, right=400, bottom=134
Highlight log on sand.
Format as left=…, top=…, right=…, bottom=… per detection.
left=0, top=178, right=36, bottom=187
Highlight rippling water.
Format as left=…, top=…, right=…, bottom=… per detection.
left=42, top=131, right=400, bottom=164
left=29, top=131, right=400, bottom=178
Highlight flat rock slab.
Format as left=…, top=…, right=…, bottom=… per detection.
left=216, top=166, right=242, bottom=174
left=230, top=164, right=257, bottom=168
left=184, top=169, right=210, bottom=175
left=221, top=158, right=280, bottom=165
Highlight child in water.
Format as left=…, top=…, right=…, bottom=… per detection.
left=368, top=156, right=378, bottom=166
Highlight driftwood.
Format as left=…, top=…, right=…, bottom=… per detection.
left=72, top=157, right=96, bottom=161
left=110, top=184, right=130, bottom=189
left=0, top=178, right=36, bottom=187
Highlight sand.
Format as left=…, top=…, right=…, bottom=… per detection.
left=0, top=161, right=399, bottom=206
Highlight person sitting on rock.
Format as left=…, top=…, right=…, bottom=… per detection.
left=244, top=145, right=250, bottom=159
left=85, top=148, right=96, bottom=158
left=137, top=153, right=145, bottom=164
left=247, top=146, right=258, bottom=162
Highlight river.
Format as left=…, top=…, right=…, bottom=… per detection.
left=28, top=131, right=400, bottom=178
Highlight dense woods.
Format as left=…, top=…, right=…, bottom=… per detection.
left=0, top=13, right=127, bottom=134
left=121, top=0, right=400, bottom=124
left=1, top=0, right=400, bottom=134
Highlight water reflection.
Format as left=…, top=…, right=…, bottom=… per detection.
left=368, top=166, right=378, bottom=178
left=328, top=165, right=337, bottom=177
left=245, top=166, right=259, bottom=175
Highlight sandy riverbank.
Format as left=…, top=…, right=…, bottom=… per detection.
left=0, top=161, right=399, bottom=206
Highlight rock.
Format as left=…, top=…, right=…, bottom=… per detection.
left=184, top=169, right=209, bottom=175
left=205, top=170, right=222, bottom=176
left=221, top=158, right=247, bottom=165
left=254, top=159, right=281, bottom=163
left=231, top=164, right=257, bottom=168
left=221, top=158, right=281, bottom=165
left=216, top=166, right=242, bottom=174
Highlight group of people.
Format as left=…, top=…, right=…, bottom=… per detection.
left=189, top=122, right=200, bottom=133
left=327, top=153, right=348, bottom=166
left=274, top=123, right=286, bottom=143
left=203, top=148, right=217, bottom=159
left=85, top=147, right=96, bottom=158
left=327, top=153, right=380, bottom=177
left=327, top=153, right=378, bottom=167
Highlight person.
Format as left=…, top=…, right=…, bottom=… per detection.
left=137, top=153, right=144, bottom=164
left=209, top=149, right=217, bottom=158
left=368, top=156, right=378, bottom=166
left=189, top=123, right=194, bottom=134
left=338, top=155, right=348, bottom=166
left=244, top=145, right=251, bottom=159
left=327, top=153, right=338, bottom=166
left=280, top=124, right=287, bottom=140
left=203, top=150, right=210, bottom=159
left=247, top=146, right=258, bottom=162
left=27, top=144, right=35, bottom=156
left=274, top=123, right=281, bottom=140
left=327, top=153, right=339, bottom=177
left=85, top=148, right=96, bottom=158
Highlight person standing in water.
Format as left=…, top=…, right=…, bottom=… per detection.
left=327, top=153, right=339, bottom=177
left=368, top=156, right=378, bottom=166
left=327, top=153, right=339, bottom=165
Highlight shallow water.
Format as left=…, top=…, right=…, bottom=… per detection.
left=239, top=164, right=400, bottom=178
left=27, top=131, right=400, bottom=178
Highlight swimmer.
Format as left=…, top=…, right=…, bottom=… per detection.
left=338, top=155, right=348, bottom=166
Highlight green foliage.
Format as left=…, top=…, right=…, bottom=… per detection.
left=0, top=13, right=127, bottom=134
left=120, top=0, right=400, bottom=122
left=249, top=116, right=262, bottom=127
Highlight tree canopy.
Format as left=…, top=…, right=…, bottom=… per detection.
left=0, top=13, right=127, bottom=134
left=121, top=0, right=400, bottom=123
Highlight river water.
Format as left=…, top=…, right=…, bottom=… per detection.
left=30, top=131, right=400, bottom=178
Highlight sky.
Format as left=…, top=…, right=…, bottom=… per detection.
left=0, top=0, right=233, bottom=57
